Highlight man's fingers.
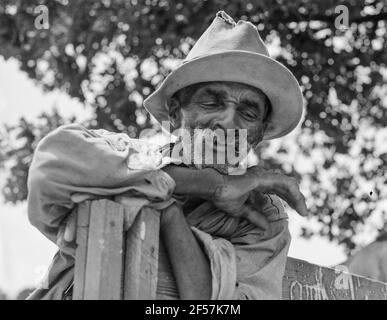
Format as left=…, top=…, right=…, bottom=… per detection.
left=241, top=204, right=269, bottom=230
left=276, top=181, right=308, bottom=217
left=64, top=213, right=77, bottom=242
left=284, top=178, right=308, bottom=217
left=293, top=191, right=308, bottom=217
left=247, top=167, right=309, bottom=217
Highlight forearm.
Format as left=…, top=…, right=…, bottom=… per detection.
left=160, top=203, right=212, bottom=300
left=162, top=165, right=222, bottom=200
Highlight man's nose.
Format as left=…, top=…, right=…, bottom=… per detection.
left=211, top=102, right=239, bottom=130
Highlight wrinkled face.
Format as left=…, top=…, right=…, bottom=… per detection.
left=168, top=81, right=270, bottom=149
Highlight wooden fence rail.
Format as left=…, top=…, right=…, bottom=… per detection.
left=73, top=199, right=387, bottom=300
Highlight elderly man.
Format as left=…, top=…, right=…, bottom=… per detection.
left=27, top=11, right=307, bottom=300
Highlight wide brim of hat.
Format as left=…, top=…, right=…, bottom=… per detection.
left=143, top=50, right=304, bottom=140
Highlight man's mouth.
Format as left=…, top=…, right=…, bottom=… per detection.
left=175, top=127, right=248, bottom=167
left=211, top=131, right=242, bottom=157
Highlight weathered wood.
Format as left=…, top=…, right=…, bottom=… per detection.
left=283, top=257, right=387, bottom=300
left=83, top=200, right=125, bottom=300
left=73, top=201, right=91, bottom=300
left=74, top=199, right=387, bottom=300
left=123, top=207, right=160, bottom=300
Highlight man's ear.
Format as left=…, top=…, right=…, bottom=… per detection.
left=168, top=96, right=182, bottom=129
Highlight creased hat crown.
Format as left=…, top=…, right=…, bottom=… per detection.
left=186, top=11, right=269, bottom=61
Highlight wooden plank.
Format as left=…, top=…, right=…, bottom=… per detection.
left=73, top=201, right=91, bottom=300
left=83, top=200, right=125, bottom=300
left=123, top=207, right=160, bottom=300
left=73, top=199, right=387, bottom=300
left=283, top=257, right=387, bottom=300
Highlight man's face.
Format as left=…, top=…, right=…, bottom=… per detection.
left=169, top=81, right=269, bottom=149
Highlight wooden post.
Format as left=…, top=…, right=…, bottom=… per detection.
left=123, top=207, right=160, bottom=300
left=80, top=200, right=125, bottom=300
left=73, top=201, right=91, bottom=300
left=74, top=199, right=160, bottom=300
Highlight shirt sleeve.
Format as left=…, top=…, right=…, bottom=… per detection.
left=190, top=227, right=237, bottom=300
left=232, top=218, right=291, bottom=300
left=190, top=194, right=291, bottom=300
left=27, top=123, right=175, bottom=246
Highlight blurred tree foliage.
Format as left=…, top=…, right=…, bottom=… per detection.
left=0, top=0, right=386, bottom=252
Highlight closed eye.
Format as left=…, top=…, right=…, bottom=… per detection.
left=200, top=101, right=219, bottom=109
left=239, top=109, right=258, bottom=121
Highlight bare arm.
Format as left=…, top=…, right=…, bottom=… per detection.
left=161, top=165, right=221, bottom=199
left=160, top=203, right=212, bottom=300
left=65, top=164, right=307, bottom=241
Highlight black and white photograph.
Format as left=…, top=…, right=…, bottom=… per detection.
left=0, top=0, right=386, bottom=307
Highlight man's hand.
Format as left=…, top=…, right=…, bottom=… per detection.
left=164, top=164, right=308, bottom=229
left=213, top=166, right=308, bottom=218
left=210, top=190, right=270, bottom=230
